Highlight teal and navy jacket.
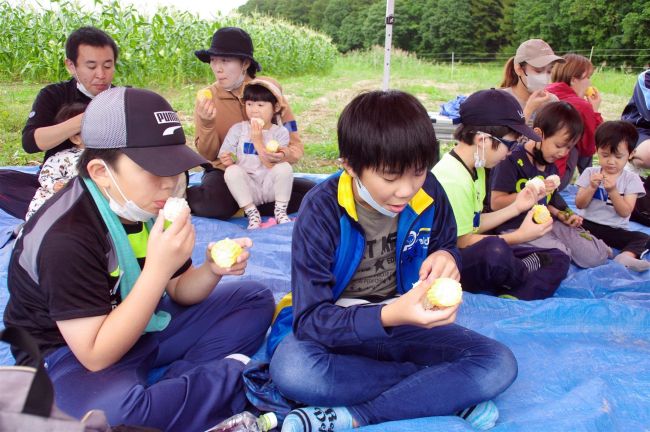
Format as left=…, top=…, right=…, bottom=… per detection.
left=267, top=170, right=460, bottom=355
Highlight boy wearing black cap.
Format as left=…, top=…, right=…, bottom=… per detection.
left=4, top=87, right=274, bottom=431
left=433, top=89, right=570, bottom=300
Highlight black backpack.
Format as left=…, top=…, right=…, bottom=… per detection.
left=0, top=327, right=159, bottom=432
left=631, top=175, right=650, bottom=227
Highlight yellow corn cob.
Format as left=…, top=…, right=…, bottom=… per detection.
left=547, top=174, right=561, bottom=189
left=423, top=278, right=463, bottom=308
left=251, top=117, right=265, bottom=127
left=265, top=139, right=280, bottom=153
left=532, top=204, right=551, bottom=224
left=585, top=86, right=597, bottom=98
left=210, top=238, right=243, bottom=268
left=163, top=197, right=189, bottom=229
left=196, top=88, right=212, bottom=100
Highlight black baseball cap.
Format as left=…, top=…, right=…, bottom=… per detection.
left=81, top=87, right=208, bottom=176
left=460, top=89, right=542, bottom=141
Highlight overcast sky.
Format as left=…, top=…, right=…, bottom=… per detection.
left=10, top=0, right=248, bottom=18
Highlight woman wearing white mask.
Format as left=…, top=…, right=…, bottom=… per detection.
left=189, top=27, right=314, bottom=220
left=499, top=39, right=565, bottom=126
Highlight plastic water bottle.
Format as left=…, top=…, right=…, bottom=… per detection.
left=204, top=411, right=278, bottom=432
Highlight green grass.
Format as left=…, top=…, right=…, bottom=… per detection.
left=0, top=83, right=46, bottom=166
left=0, top=47, right=639, bottom=172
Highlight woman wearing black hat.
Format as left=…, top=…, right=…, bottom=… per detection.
left=187, top=27, right=314, bottom=219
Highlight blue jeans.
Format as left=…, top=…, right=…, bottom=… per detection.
left=45, top=281, right=275, bottom=432
left=270, top=324, right=517, bottom=426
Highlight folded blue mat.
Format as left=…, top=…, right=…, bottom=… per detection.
left=1, top=168, right=649, bottom=431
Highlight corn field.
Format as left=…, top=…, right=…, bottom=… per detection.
left=0, top=0, right=338, bottom=86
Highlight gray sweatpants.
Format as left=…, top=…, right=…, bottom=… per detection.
left=224, top=162, right=293, bottom=208
left=521, top=220, right=610, bottom=268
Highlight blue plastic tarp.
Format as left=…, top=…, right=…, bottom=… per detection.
left=1, top=168, right=649, bottom=431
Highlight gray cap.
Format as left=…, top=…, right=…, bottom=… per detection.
left=81, top=87, right=207, bottom=176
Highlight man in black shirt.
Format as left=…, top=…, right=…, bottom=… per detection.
left=0, top=26, right=117, bottom=219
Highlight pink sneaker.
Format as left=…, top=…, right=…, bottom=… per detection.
left=259, top=217, right=278, bottom=228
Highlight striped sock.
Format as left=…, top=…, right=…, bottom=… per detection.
left=457, top=400, right=499, bottom=430
left=521, top=253, right=542, bottom=272
left=281, top=407, right=353, bottom=432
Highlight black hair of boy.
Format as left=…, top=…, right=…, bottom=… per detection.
left=453, top=124, right=513, bottom=150
left=243, top=84, right=278, bottom=105
left=54, top=102, right=88, bottom=124
left=65, top=26, right=119, bottom=64
left=533, top=101, right=584, bottom=145
left=338, top=90, right=438, bottom=175
left=595, top=121, right=639, bottom=154
left=77, top=149, right=123, bottom=178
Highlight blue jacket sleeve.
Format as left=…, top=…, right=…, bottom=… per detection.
left=426, top=176, right=462, bottom=271
left=291, top=190, right=388, bottom=348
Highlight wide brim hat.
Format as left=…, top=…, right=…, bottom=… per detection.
left=242, top=78, right=288, bottom=117
left=460, top=89, right=542, bottom=141
left=81, top=87, right=208, bottom=176
left=194, top=27, right=261, bottom=72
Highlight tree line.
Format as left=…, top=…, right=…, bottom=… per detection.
left=238, top=0, right=650, bottom=66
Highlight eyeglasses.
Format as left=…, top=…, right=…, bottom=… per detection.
left=494, top=136, right=519, bottom=150
left=477, top=132, right=519, bottom=150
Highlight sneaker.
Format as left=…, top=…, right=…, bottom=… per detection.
left=457, top=400, right=499, bottom=430
left=224, top=353, right=251, bottom=365
left=281, top=407, right=353, bottom=432
left=260, top=217, right=278, bottom=228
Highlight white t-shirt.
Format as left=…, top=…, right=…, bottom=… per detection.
left=575, top=166, right=646, bottom=229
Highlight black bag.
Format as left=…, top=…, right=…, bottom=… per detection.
left=0, top=327, right=161, bottom=432
left=631, top=175, right=650, bottom=227
left=0, top=326, right=112, bottom=431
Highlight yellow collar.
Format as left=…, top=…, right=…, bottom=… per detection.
left=337, top=172, right=434, bottom=221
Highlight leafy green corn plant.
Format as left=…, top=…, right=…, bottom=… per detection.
left=0, top=0, right=337, bottom=85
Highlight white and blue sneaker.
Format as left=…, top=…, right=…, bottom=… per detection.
left=457, top=400, right=499, bottom=430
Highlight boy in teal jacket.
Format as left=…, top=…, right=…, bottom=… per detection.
left=269, top=90, right=517, bottom=431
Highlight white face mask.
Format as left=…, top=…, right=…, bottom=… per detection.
left=524, top=72, right=550, bottom=93
left=354, top=177, right=397, bottom=218
left=102, top=161, right=157, bottom=222
left=474, top=134, right=488, bottom=168
left=71, top=66, right=96, bottom=99
left=224, top=69, right=246, bottom=92
left=76, top=80, right=95, bottom=99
